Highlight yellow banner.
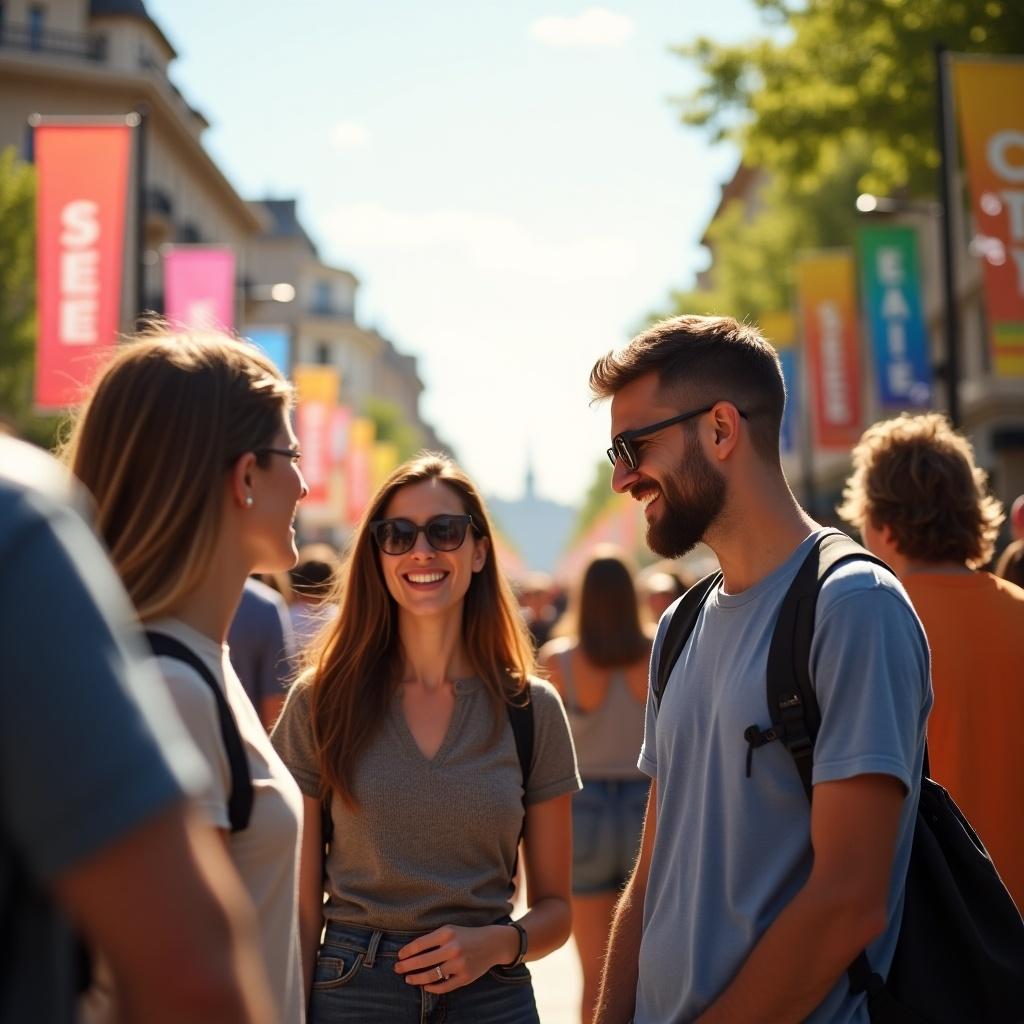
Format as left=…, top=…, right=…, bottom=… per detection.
left=953, top=58, right=1024, bottom=377
left=292, top=364, right=339, bottom=403
left=371, top=441, right=400, bottom=492
left=758, top=312, right=796, bottom=351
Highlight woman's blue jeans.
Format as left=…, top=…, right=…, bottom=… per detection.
left=309, top=921, right=540, bottom=1024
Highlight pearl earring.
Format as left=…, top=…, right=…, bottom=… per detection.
left=245, top=495, right=254, bottom=508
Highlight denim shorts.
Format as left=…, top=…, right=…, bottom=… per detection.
left=309, top=920, right=540, bottom=1024
left=571, top=778, right=649, bottom=895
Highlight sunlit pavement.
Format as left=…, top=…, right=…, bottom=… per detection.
left=530, top=932, right=581, bottom=1023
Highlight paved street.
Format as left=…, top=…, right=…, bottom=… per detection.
left=531, top=933, right=581, bottom=1024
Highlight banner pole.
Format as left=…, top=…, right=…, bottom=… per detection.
left=934, top=44, right=960, bottom=428
left=131, top=107, right=148, bottom=327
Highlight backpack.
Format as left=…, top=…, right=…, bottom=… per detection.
left=146, top=631, right=253, bottom=832
left=74, top=631, right=254, bottom=995
left=654, top=530, right=1024, bottom=1024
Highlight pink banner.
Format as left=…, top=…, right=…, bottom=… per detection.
left=164, top=247, right=235, bottom=331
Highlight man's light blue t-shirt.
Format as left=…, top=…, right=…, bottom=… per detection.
left=635, top=530, right=931, bottom=1024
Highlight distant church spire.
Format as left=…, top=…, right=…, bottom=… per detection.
left=524, top=447, right=536, bottom=501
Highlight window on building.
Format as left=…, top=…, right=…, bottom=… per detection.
left=28, top=4, right=45, bottom=48
left=312, top=280, right=333, bottom=315
left=315, top=342, right=331, bottom=366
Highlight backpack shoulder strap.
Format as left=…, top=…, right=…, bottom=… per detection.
left=764, top=530, right=892, bottom=800
left=653, top=570, right=722, bottom=713
left=507, top=691, right=535, bottom=793
left=146, top=630, right=254, bottom=833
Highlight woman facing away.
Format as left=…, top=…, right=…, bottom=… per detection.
left=538, top=549, right=653, bottom=1024
left=63, top=329, right=309, bottom=1023
left=272, top=452, right=580, bottom=1024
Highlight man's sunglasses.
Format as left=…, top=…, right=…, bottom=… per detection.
left=369, top=514, right=477, bottom=555
left=606, top=404, right=748, bottom=471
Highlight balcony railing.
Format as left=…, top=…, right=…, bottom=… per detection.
left=0, top=23, right=106, bottom=62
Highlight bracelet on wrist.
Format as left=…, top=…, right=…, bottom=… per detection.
left=501, top=920, right=528, bottom=968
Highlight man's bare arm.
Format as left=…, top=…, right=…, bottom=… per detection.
left=54, top=802, right=274, bottom=1024
left=594, top=779, right=657, bottom=1024
left=697, top=773, right=905, bottom=1023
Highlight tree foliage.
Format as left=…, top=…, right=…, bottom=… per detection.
left=572, top=458, right=614, bottom=539
left=0, top=147, right=58, bottom=446
left=663, top=0, right=1024, bottom=321
left=365, top=396, right=422, bottom=462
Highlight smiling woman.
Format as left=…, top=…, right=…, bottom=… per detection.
left=272, top=452, right=581, bottom=1024
left=61, top=327, right=309, bottom=1023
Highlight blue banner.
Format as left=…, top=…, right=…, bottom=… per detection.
left=779, top=347, right=799, bottom=456
left=858, top=226, right=932, bottom=408
left=243, top=326, right=291, bottom=378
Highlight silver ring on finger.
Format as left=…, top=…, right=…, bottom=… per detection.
left=435, top=966, right=444, bottom=982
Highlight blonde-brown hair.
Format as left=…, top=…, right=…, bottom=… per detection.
left=308, top=452, right=536, bottom=809
left=838, top=413, right=1004, bottom=568
left=61, top=329, right=292, bottom=619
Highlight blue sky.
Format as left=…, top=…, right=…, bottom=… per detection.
left=146, top=1, right=765, bottom=506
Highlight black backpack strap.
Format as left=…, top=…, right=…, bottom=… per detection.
left=507, top=693, right=535, bottom=795
left=654, top=570, right=722, bottom=712
left=763, top=531, right=891, bottom=800
left=146, top=631, right=253, bottom=833
left=506, top=689, right=534, bottom=884
left=760, top=531, right=894, bottom=1002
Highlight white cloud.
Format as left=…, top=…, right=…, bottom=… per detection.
left=330, top=120, right=369, bottom=150
left=324, top=202, right=638, bottom=283
left=529, top=8, right=634, bottom=49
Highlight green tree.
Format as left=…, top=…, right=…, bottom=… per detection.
left=571, top=458, right=614, bottom=539
left=365, top=396, right=422, bottom=462
left=662, top=0, right=1024, bottom=320
left=0, top=147, right=57, bottom=446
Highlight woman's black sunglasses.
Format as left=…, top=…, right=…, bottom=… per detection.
left=369, top=514, right=476, bottom=555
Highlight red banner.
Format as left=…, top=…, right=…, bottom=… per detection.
left=34, top=124, right=132, bottom=408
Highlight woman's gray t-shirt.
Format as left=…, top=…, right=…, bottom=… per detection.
left=272, top=677, right=580, bottom=931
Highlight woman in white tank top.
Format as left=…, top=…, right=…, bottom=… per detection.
left=539, top=548, right=653, bottom=1024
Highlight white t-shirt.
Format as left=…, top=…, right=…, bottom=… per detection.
left=150, top=617, right=305, bottom=1024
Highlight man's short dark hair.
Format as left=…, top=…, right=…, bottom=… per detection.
left=589, top=315, right=786, bottom=462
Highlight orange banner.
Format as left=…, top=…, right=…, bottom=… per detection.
left=34, top=124, right=132, bottom=408
left=795, top=252, right=863, bottom=451
left=953, top=58, right=1024, bottom=376
left=293, top=365, right=338, bottom=506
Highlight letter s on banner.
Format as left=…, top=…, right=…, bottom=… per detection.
left=35, top=124, right=132, bottom=409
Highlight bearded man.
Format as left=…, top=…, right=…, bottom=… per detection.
left=589, top=315, right=931, bottom=1024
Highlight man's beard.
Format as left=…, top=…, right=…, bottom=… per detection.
left=644, top=432, right=727, bottom=559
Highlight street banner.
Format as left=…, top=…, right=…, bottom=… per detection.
left=328, top=405, right=353, bottom=520
left=34, top=123, right=132, bottom=408
left=346, top=417, right=376, bottom=525
left=293, top=365, right=338, bottom=506
left=371, top=441, right=400, bottom=492
left=243, top=326, right=290, bottom=376
left=164, top=246, right=235, bottom=331
left=953, top=58, right=1024, bottom=376
left=795, top=251, right=863, bottom=450
left=758, top=312, right=799, bottom=456
left=857, top=225, right=933, bottom=407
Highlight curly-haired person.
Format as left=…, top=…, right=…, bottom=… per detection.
left=839, top=412, right=1023, bottom=910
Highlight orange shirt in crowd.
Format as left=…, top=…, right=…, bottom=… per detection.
left=902, top=570, right=1024, bottom=910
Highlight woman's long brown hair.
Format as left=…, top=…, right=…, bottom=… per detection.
left=561, top=547, right=649, bottom=667
left=308, top=452, right=537, bottom=808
